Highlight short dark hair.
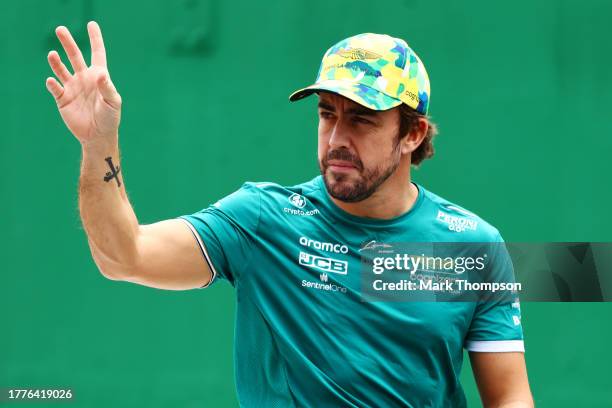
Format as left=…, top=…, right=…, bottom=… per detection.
left=397, top=104, right=438, bottom=166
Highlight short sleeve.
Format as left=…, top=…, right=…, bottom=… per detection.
left=464, top=233, right=525, bottom=352
left=177, top=182, right=261, bottom=288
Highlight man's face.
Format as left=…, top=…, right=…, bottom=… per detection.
left=317, top=92, right=403, bottom=202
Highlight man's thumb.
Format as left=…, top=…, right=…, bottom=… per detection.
left=96, top=72, right=121, bottom=108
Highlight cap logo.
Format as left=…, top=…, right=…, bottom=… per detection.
left=289, top=33, right=430, bottom=114
left=405, top=90, right=420, bottom=103
left=336, top=48, right=381, bottom=60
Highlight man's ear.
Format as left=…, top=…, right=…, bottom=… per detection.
left=400, top=117, right=429, bottom=155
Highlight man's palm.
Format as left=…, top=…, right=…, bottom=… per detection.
left=46, top=22, right=122, bottom=144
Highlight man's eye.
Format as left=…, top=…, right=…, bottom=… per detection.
left=319, top=111, right=333, bottom=119
left=353, top=117, right=372, bottom=125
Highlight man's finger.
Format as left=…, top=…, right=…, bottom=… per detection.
left=47, top=50, right=72, bottom=84
left=46, top=77, right=64, bottom=101
left=96, top=72, right=121, bottom=109
left=55, top=26, right=87, bottom=73
left=87, top=21, right=107, bottom=68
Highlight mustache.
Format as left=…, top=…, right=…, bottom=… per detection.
left=324, top=149, right=363, bottom=171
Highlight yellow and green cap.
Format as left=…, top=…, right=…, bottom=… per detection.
left=289, top=33, right=430, bottom=114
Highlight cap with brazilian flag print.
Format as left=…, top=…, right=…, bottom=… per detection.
left=289, top=33, right=430, bottom=114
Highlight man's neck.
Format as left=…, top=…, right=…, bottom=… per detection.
left=328, top=164, right=419, bottom=220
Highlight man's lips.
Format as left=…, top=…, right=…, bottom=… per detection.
left=327, top=160, right=358, bottom=172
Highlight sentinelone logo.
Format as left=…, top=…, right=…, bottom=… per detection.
left=302, top=279, right=348, bottom=293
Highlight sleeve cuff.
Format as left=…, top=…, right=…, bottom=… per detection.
left=178, top=217, right=218, bottom=289
left=465, top=340, right=525, bottom=352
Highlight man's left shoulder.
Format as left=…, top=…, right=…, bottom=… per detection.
left=420, top=186, right=503, bottom=241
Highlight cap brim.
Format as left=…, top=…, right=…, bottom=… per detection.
left=288, top=79, right=402, bottom=111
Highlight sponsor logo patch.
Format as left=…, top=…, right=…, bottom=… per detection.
left=299, top=251, right=348, bottom=275
left=436, top=210, right=478, bottom=233
left=284, top=193, right=319, bottom=216
left=288, top=193, right=306, bottom=208
left=299, top=236, right=348, bottom=254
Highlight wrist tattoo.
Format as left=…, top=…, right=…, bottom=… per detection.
left=103, top=156, right=122, bottom=187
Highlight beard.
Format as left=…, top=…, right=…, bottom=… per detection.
left=320, top=145, right=401, bottom=203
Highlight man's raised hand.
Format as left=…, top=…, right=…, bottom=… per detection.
left=46, top=22, right=122, bottom=146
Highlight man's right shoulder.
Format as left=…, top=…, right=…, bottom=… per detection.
left=237, top=176, right=321, bottom=204
left=212, top=176, right=321, bottom=216
left=247, top=176, right=320, bottom=195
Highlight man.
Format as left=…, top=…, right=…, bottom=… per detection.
left=46, top=22, right=533, bottom=407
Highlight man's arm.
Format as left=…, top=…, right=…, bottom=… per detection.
left=469, top=352, right=534, bottom=408
left=46, top=22, right=211, bottom=290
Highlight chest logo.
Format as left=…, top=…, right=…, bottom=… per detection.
left=299, top=251, right=348, bottom=275
left=288, top=193, right=307, bottom=208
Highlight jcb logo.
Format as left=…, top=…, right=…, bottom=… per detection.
left=299, top=252, right=348, bottom=275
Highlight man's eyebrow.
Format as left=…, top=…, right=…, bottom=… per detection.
left=318, top=101, right=336, bottom=112
left=317, top=101, right=378, bottom=116
left=346, top=107, right=378, bottom=116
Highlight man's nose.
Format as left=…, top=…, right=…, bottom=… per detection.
left=328, top=117, right=351, bottom=149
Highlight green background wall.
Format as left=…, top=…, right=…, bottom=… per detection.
left=1, top=0, right=611, bottom=406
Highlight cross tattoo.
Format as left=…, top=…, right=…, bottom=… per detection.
left=103, top=156, right=121, bottom=187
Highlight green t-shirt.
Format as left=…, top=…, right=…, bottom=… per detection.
left=179, top=175, right=523, bottom=408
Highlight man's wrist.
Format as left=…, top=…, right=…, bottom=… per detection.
left=81, top=134, right=119, bottom=157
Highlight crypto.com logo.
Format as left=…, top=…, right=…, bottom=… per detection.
left=288, top=193, right=306, bottom=209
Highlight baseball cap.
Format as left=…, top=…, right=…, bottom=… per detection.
left=289, top=33, right=430, bottom=114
